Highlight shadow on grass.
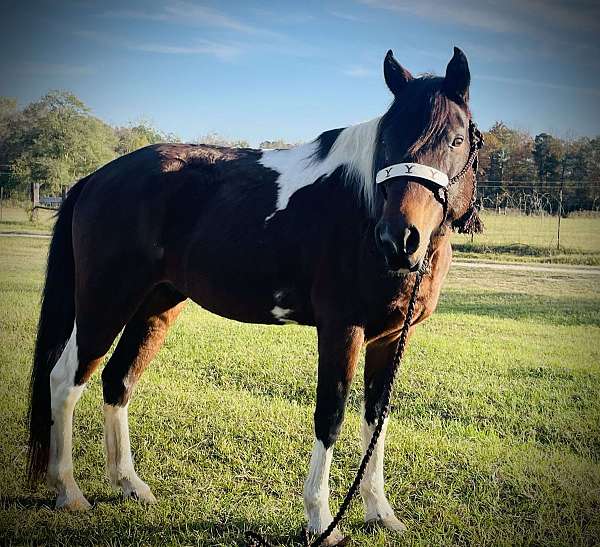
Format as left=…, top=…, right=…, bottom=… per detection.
left=0, top=493, right=119, bottom=510
left=438, top=290, right=600, bottom=326
left=0, top=502, right=312, bottom=546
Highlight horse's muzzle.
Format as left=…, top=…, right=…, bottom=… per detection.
left=375, top=221, right=422, bottom=272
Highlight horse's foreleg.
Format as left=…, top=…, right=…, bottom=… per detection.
left=361, top=332, right=408, bottom=532
left=101, top=288, right=184, bottom=502
left=304, top=323, right=363, bottom=543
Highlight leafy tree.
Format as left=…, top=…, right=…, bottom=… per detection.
left=115, top=121, right=178, bottom=155
left=259, top=139, right=294, bottom=149
left=481, top=122, right=534, bottom=181
left=196, top=131, right=249, bottom=148
left=532, top=133, right=563, bottom=181
left=5, top=91, right=117, bottom=193
left=0, top=97, right=19, bottom=190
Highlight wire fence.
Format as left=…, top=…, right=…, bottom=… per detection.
left=477, top=181, right=600, bottom=216
left=458, top=181, right=600, bottom=253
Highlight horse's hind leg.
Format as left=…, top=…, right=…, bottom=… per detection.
left=47, top=326, right=104, bottom=510
left=48, top=314, right=123, bottom=510
left=101, top=284, right=185, bottom=502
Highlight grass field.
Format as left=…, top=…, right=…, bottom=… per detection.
left=0, top=205, right=56, bottom=235
left=0, top=236, right=599, bottom=546
left=2, top=205, right=600, bottom=265
left=452, top=212, right=600, bottom=265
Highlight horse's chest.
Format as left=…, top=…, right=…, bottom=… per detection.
left=366, top=262, right=448, bottom=341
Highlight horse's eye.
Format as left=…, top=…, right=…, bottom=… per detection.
left=452, top=136, right=464, bottom=147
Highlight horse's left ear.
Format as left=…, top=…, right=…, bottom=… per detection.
left=444, top=47, right=470, bottom=102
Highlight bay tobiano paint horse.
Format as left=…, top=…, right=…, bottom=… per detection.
left=27, top=47, right=483, bottom=543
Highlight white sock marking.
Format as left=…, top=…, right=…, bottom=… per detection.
left=260, top=117, right=380, bottom=218
left=304, top=439, right=337, bottom=534
left=48, top=324, right=89, bottom=508
left=104, top=403, right=155, bottom=501
left=360, top=412, right=396, bottom=521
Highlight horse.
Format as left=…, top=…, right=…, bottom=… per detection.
left=27, top=47, right=482, bottom=544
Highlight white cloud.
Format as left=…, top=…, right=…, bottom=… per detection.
left=133, top=41, right=240, bottom=60
left=75, top=30, right=240, bottom=61
left=359, top=0, right=600, bottom=36
left=328, top=10, right=364, bottom=22
left=101, top=0, right=283, bottom=39
left=343, top=65, right=376, bottom=78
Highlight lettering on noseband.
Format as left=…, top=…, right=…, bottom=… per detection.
left=384, top=167, right=393, bottom=178
left=430, top=169, right=437, bottom=179
left=404, top=165, right=414, bottom=174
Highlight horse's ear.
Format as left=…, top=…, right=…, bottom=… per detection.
left=384, top=50, right=413, bottom=96
left=444, top=47, right=470, bottom=102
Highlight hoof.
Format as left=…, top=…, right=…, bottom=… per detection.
left=305, top=527, right=347, bottom=546
left=122, top=482, right=157, bottom=504
left=366, top=513, right=407, bottom=533
left=56, top=492, right=92, bottom=512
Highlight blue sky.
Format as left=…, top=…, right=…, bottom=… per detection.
left=1, top=0, right=599, bottom=146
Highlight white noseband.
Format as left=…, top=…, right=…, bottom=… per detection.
left=375, top=163, right=449, bottom=188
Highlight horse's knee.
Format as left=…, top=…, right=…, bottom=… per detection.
left=101, top=366, right=129, bottom=406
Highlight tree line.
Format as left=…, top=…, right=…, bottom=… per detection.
left=1, top=91, right=599, bottom=212
left=476, top=122, right=600, bottom=213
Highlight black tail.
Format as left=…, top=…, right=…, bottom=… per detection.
left=27, top=179, right=86, bottom=484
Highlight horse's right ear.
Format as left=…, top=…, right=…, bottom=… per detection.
left=384, top=50, right=413, bottom=96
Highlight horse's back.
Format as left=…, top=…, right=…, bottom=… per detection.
left=68, top=144, right=290, bottom=316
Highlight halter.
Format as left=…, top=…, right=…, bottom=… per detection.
left=375, top=120, right=485, bottom=232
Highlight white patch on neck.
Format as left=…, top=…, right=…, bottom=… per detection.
left=259, top=117, right=380, bottom=218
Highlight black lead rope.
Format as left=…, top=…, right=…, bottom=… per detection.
left=246, top=260, right=427, bottom=547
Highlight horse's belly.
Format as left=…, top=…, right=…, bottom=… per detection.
left=183, top=271, right=314, bottom=326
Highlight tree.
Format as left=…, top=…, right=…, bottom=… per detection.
left=481, top=122, right=534, bottom=182
left=115, top=121, right=178, bottom=155
left=532, top=133, right=563, bottom=182
left=0, top=97, right=19, bottom=190
left=196, top=131, right=249, bottom=148
left=5, top=91, right=117, bottom=193
left=259, top=139, right=294, bottom=149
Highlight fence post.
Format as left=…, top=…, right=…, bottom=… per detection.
left=0, top=186, right=3, bottom=222
left=31, top=182, right=40, bottom=207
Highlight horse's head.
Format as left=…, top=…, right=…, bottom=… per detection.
left=374, top=47, right=480, bottom=273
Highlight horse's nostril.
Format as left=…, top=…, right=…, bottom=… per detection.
left=403, top=225, right=420, bottom=256
left=375, top=223, right=398, bottom=258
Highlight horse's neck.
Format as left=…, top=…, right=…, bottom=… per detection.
left=277, top=117, right=381, bottom=216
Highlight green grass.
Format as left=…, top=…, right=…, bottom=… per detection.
left=0, top=237, right=599, bottom=545
left=453, top=212, right=600, bottom=265
left=0, top=206, right=56, bottom=235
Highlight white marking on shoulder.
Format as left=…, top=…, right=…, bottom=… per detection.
left=259, top=117, right=380, bottom=218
